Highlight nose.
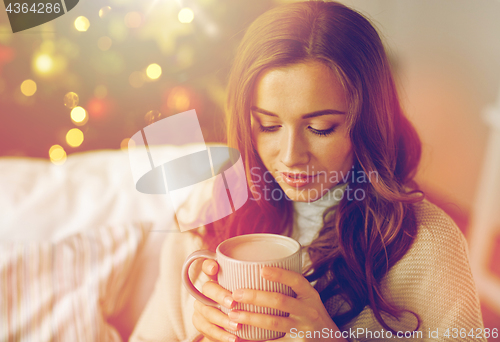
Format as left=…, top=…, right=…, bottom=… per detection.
left=280, top=127, right=310, bottom=168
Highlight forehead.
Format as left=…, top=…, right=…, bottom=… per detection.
left=252, top=61, right=347, bottom=115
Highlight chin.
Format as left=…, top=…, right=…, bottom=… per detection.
left=279, top=183, right=327, bottom=202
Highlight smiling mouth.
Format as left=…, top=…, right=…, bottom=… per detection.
left=281, top=172, right=313, bottom=179
left=280, top=172, right=318, bottom=187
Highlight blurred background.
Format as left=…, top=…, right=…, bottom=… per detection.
left=0, top=0, right=499, bottom=335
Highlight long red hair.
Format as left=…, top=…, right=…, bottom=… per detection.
left=193, top=0, right=424, bottom=331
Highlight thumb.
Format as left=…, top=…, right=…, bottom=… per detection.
left=201, top=258, right=219, bottom=281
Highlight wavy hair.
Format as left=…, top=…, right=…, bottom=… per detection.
left=192, top=0, right=424, bottom=331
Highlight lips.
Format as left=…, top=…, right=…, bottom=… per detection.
left=280, top=172, right=317, bottom=187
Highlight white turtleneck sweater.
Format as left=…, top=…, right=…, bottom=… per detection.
left=291, top=182, right=347, bottom=271
left=130, top=183, right=486, bottom=342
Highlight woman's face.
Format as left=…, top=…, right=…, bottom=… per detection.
left=251, top=60, right=354, bottom=202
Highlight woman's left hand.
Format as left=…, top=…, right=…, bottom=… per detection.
left=229, top=266, right=347, bottom=342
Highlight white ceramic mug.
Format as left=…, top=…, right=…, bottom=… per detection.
left=182, top=233, right=302, bottom=341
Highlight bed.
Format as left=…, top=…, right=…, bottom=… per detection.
left=0, top=143, right=210, bottom=341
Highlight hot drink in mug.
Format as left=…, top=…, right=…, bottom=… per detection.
left=182, top=233, right=302, bottom=340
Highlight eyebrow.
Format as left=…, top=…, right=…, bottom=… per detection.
left=250, top=106, right=345, bottom=119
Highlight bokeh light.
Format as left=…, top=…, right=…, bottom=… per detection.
left=32, top=53, right=67, bottom=77
left=0, top=45, right=15, bottom=69
left=166, top=86, right=191, bottom=111
left=144, top=110, right=162, bottom=125
left=178, top=8, right=194, bottom=24
left=120, top=137, right=135, bottom=151
left=34, top=54, right=54, bottom=74
left=70, top=106, right=88, bottom=126
left=129, top=71, right=146, bottom=88
left=146, top=63, right=162, bottom=80
left=97, top=36, right=113, bottom=51
left=87, top=98, right=111, bottom=119
left=66, top=128, right=84, bottom=147
left=204, top=22, right=219, bottom=38
left=63, top=92, right=79, bottom=109
left=74, top=16, right=90, bottom=32
left=94, top=85, right=108, bottom=99
left=20, top=79, right=37, bottom=97
left=99, top=6, right=112, bottom=18
left=49, top=145, right=67, bottom=165
left=124, top=12, right=142, bottom=28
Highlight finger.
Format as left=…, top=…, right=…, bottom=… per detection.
left=194, top=300, right=240, bottom=332
left=192, top=308, right=238, bottom=342
left=260, top=267, right=316, bottom=298
left=228, top=310, right=292, bottom=333
left=231, top=288, right=315, bottom=317
left=202, top=280, right=235, bottom=309
left=202, top=259, right=219, bottom=281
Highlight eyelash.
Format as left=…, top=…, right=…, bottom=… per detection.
left=258, top=125, right=336, bottom=137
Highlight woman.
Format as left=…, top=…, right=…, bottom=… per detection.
left=130, top=1, right=485, bottom=341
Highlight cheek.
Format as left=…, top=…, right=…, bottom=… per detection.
left=252, top=130, right=272, bottom=168
left=254, top=135, right=274, bottom=168
left=338, top=144, right=354, bottom=171
left=316, top=138, right=353, bottom=170
left=255, top=140, right=285, bottom=177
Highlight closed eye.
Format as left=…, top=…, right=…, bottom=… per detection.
left=309, top=126, right=337, bottom=137
left=258, top=125, right=280, bottom=133
left=258, top=124, right=337, bottom=136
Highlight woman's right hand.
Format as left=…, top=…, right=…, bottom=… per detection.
left=192, top=259, right=240, bottom=342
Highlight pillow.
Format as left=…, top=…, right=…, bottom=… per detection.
left=0, top=143, right=224, bottom=340
left=0, top=221, right=150, bottom=342
left=0, top=144, right=214, bottom=243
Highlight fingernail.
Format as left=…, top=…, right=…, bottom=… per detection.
left=228, top=336, right=237, bottom=342
left=229, top=321, right=238, bottom=330
left=232, top=289, right=243, bottom=301
left=224, top=296, right=234, bottom=308
left=228, top=311, right=239, bottom=320
left=209, top=264, right=216, bottom=273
